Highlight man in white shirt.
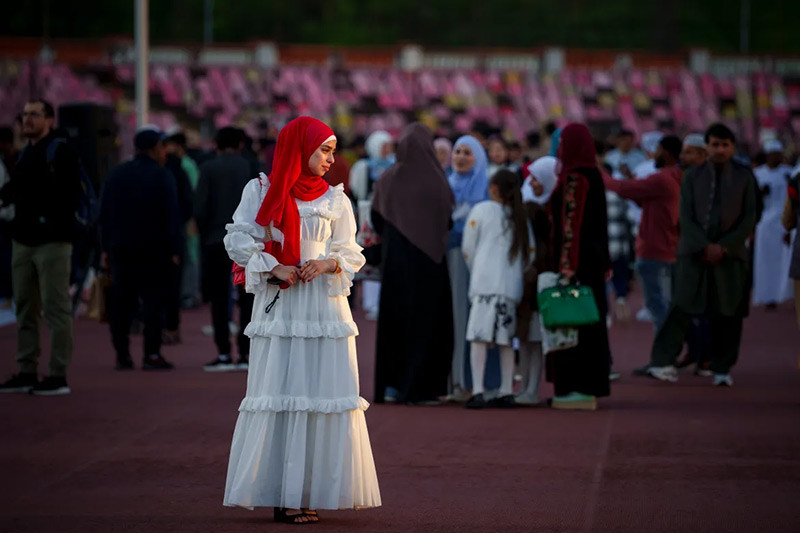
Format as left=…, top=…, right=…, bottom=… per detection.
left=604, top=129, right=646, bottom=177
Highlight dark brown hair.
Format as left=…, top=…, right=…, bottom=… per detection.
left=26, top=99, right=55, bottom=118
left=490, top=169, right=529, bottom=265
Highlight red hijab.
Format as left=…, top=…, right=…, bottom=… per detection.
left=550, top=123, right=598, bottom=272
left=255, top=116, right=335, bottom=267
left=557, top=123, right=597, bottom=183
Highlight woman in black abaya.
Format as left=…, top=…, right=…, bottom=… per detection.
left=371, top=123, right=455, bottom=404
left=547, top=123, right=611, bottom=410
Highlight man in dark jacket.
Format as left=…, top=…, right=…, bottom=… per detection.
left=195, top=126, right=253, bottom=371
left=0, top=100, right=80, bottom=395
left=647, top=123, right=758, bottom=386
left=100, top=126, right=182, bottom=371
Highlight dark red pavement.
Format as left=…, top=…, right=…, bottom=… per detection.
left=1, top=294, right=800, bottom=533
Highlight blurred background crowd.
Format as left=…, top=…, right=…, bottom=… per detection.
left=0, top=0, right=798, bottom=396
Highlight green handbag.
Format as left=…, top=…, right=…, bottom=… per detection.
left=537, top=282, right=600, bottom=329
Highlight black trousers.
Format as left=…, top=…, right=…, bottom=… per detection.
left=651, top=307, right=743, bottom=374
left=686, top=317, right=712, bottom=367
left=0, top=221, right=12, bottom=300
left=164, top=248, right=185, bottom=331
left=108, top=249, right=169, bottom=360
left=203, top=244, right=254, bottom=357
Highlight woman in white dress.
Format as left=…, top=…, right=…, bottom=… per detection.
left=223, top=116, right=381, bottom=524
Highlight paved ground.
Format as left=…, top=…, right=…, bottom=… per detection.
left=1, top=292, right=799, bottom=533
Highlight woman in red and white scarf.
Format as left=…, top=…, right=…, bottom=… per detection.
left=223, top=117, right=381, bottom=524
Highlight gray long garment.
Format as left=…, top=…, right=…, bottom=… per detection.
left=448, top=246, right=470, bottom=392
left=672, top=160, right=758, bottom=317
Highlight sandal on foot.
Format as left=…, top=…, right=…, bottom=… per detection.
left=273, top=507, right=311, bottom=525
left=302, top=509, right=319, bottom=523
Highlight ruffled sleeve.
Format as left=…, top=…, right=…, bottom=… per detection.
left=224, top=177, right=280, bottom=294
left=327, top=187, right=365, bottom=296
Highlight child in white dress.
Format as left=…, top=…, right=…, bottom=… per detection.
left=222, top=117, right=381, bottom=524
left=462, top=169, right=534, bottom=409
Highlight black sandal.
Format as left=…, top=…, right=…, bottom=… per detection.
left=465, top=393, right=486, bottom=409
left=274, top=507, right=313, bottom=525
left=487, top=394, right=516, bottom=408
left=302, top=509, right=319, bottom=523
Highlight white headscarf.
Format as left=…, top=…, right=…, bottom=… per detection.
left=365, top=130, right=393, bottom=160
left=522, top=156, right=558, bottom=205
left=365, top=130, right=395, bottom=182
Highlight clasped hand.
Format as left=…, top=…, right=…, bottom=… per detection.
left=702, top=243, right=726, bottom=265
left=271, top=259, right=336, bottom=286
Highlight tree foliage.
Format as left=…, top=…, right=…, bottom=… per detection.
left=1, top=0, right=796, bottom=53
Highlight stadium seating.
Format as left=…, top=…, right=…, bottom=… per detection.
left=1, top=59, right=798, bottom=155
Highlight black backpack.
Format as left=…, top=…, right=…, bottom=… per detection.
left=18, top=137, right=99, bottom=235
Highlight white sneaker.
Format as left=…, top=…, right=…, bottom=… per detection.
left=647, top=365, right=678, bottom=383
left=203, top=356, right=237, bottom=372
left=695, top=366, right=713, bottom=377
left=712, top=374, right=733, bottom=387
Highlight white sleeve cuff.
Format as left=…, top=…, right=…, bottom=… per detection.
left=326, top=251, right=356, bottom=297
left=243, top=251, right=280, bottom=293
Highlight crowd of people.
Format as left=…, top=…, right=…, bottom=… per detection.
left=0, top=100, right=273, bottom=391
left=1, top=98, right=799, bottom=524
left=0, top=98, right=797, bottom=405
left=360, top=119, right=798, bottom=407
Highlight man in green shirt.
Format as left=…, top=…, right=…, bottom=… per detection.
left=647, top=123, right=758, bottom=387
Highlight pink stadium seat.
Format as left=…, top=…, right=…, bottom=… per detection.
left=3, top=59, right=799, bottom=158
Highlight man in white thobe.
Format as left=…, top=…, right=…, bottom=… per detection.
left=753, top=139, right=795, bottom=308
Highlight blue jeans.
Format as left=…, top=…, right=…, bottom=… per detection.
left=608, top=256, right=631, bottom=299
left=636, top=259, right=673, bottom=332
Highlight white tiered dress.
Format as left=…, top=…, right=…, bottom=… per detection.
left=222, top=176, right=381, bottom=511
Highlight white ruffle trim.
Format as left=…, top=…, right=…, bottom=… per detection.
left=225, top=221, right=284, bottom=246
left=238, top=394, right=370, bottom=414
left=225, top=222, right=260, bottom=236
left=327, top=250, right=356, bottom=297
left=243, top=252, right=279, bottom=293
left=298, top=183, right=345, bottom=220
left=244, top=319, right=359, bottom=339
left=256, top=174, right=343, bottom=215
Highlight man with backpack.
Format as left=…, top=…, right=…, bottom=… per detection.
left=0, top=99, right=81, bottom=395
